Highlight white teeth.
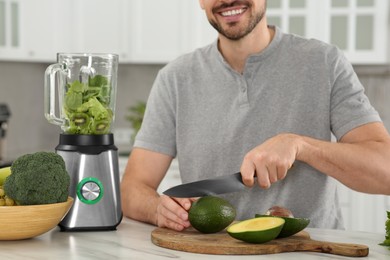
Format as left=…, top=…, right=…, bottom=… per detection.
left=221, top=9, right=243, bottom=17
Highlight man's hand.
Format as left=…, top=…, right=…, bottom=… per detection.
left=240, top=133, right=299, bottom=189
left=156, top=195, right=196, bottom=231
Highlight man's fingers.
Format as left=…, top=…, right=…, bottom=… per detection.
left=256, top=165, right=271, bottom=189
left=240, top=157, right=256, bottom=187
left=173, top=197, right=194, bottom=211
left=164, top=218, right=187, bottom=231
left=267, top=165, right=278, bottom=183
left=158, top=195, right=191, bottom=229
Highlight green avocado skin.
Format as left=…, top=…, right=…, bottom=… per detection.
left=189, top=196, right=236, bottom=234
left=255, top=214, right=310, bottom=238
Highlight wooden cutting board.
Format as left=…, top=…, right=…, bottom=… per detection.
left=151, top=227, right=369, bottom=257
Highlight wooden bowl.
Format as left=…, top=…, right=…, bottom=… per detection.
left=0, top=197, right=74, bottom=240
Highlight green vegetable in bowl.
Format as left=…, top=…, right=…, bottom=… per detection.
left=64, top=75, right=113, bottom=135
left=3, top=152, right=70, bottom=205
left=380, top=211, right=390, bottom=250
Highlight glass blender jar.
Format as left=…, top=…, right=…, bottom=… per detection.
left=45, top=53, right=122, bottom=231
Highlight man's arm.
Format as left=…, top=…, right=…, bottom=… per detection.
left=240, top=122, right=390, bottom=195
left=299, top=122, right=390, bottom=194
left=120, top=148, right=193, bottom=230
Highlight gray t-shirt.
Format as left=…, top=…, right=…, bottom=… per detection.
left=134, top=26, right=381, bottom=229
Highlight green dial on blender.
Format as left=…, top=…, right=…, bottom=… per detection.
left=64, top=75, right=113, bottom=135
left=76, top=177, right=104, bottom=204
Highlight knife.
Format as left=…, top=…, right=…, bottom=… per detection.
left=163, top=172, right=246, bottom=198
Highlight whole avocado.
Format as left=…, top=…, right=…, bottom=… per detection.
left=3, top=151, right=70, bottom=205
left=189, top=196, right=236, bottom=234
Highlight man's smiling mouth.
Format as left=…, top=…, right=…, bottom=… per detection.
left=221, top=8, right=245, bottom=17
left=213, top=0, right=251, bottom=18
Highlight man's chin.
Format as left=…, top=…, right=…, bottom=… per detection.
left=220, top=29, right=250, bottom=41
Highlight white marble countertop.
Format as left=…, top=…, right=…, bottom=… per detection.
left=0, top=217, right=389, bottom=259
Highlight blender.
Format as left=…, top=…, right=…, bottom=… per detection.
left=44, top=53, right=122, bottom=231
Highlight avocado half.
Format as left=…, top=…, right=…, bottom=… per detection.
left=255, top=214, right=310, bottom=238
left=227, top=217, right=285, bottom=244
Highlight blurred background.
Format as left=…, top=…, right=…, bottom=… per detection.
left=0, top=0, right=389, bottom=233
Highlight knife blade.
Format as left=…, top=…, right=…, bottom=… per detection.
left=163, top=172, right=246, bottom=198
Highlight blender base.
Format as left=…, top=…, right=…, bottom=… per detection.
left=56, top=134, right=122, bottom=231
left=59, top=216, right=122, bottom=232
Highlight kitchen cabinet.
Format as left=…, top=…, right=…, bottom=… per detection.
left=65, top=0, right=216, bottom=63
left=0, top=0, right=71, bottom=62
left=1, top=0, right=387, bottom=64
left=0, top=0, right=217, bottom=63
left=125, top=0, right=217, bottom=63
left=0, top=0, right=128, bottom=62
left=267, top=0, right=389, bottom=64
left=125, top=0, right=190, bottom=63
left=68, top=0, right=131, bottom=61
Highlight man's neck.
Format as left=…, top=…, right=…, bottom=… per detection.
left=218, top=21, right=274, bottom=74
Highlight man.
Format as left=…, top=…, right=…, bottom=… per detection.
left=120, top=0, right=390, bottom=232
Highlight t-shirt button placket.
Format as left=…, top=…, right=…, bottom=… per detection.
left=239, top=81, right=249, bottom=106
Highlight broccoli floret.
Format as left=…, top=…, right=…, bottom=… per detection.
left=380, top=211, right=390, bottom=249
left=3, top=152, right=70, bottom=205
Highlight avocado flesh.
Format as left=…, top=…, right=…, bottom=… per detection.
left=227, top=217, right=285, bottom=244
left=255, top=214, right=310, bottom=238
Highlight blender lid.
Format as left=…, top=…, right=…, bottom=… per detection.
left=0, top=104, right=11, bottom=122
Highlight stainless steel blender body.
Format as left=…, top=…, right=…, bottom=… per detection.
left=56, top=135, right=122, bottom=231
left=44, top=54, right=122, bottom=231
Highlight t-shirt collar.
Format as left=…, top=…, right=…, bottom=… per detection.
left=211, top=25, right=283, bottom=66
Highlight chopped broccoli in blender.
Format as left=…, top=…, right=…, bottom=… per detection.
left=64, top=75, right=113, bottom=134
